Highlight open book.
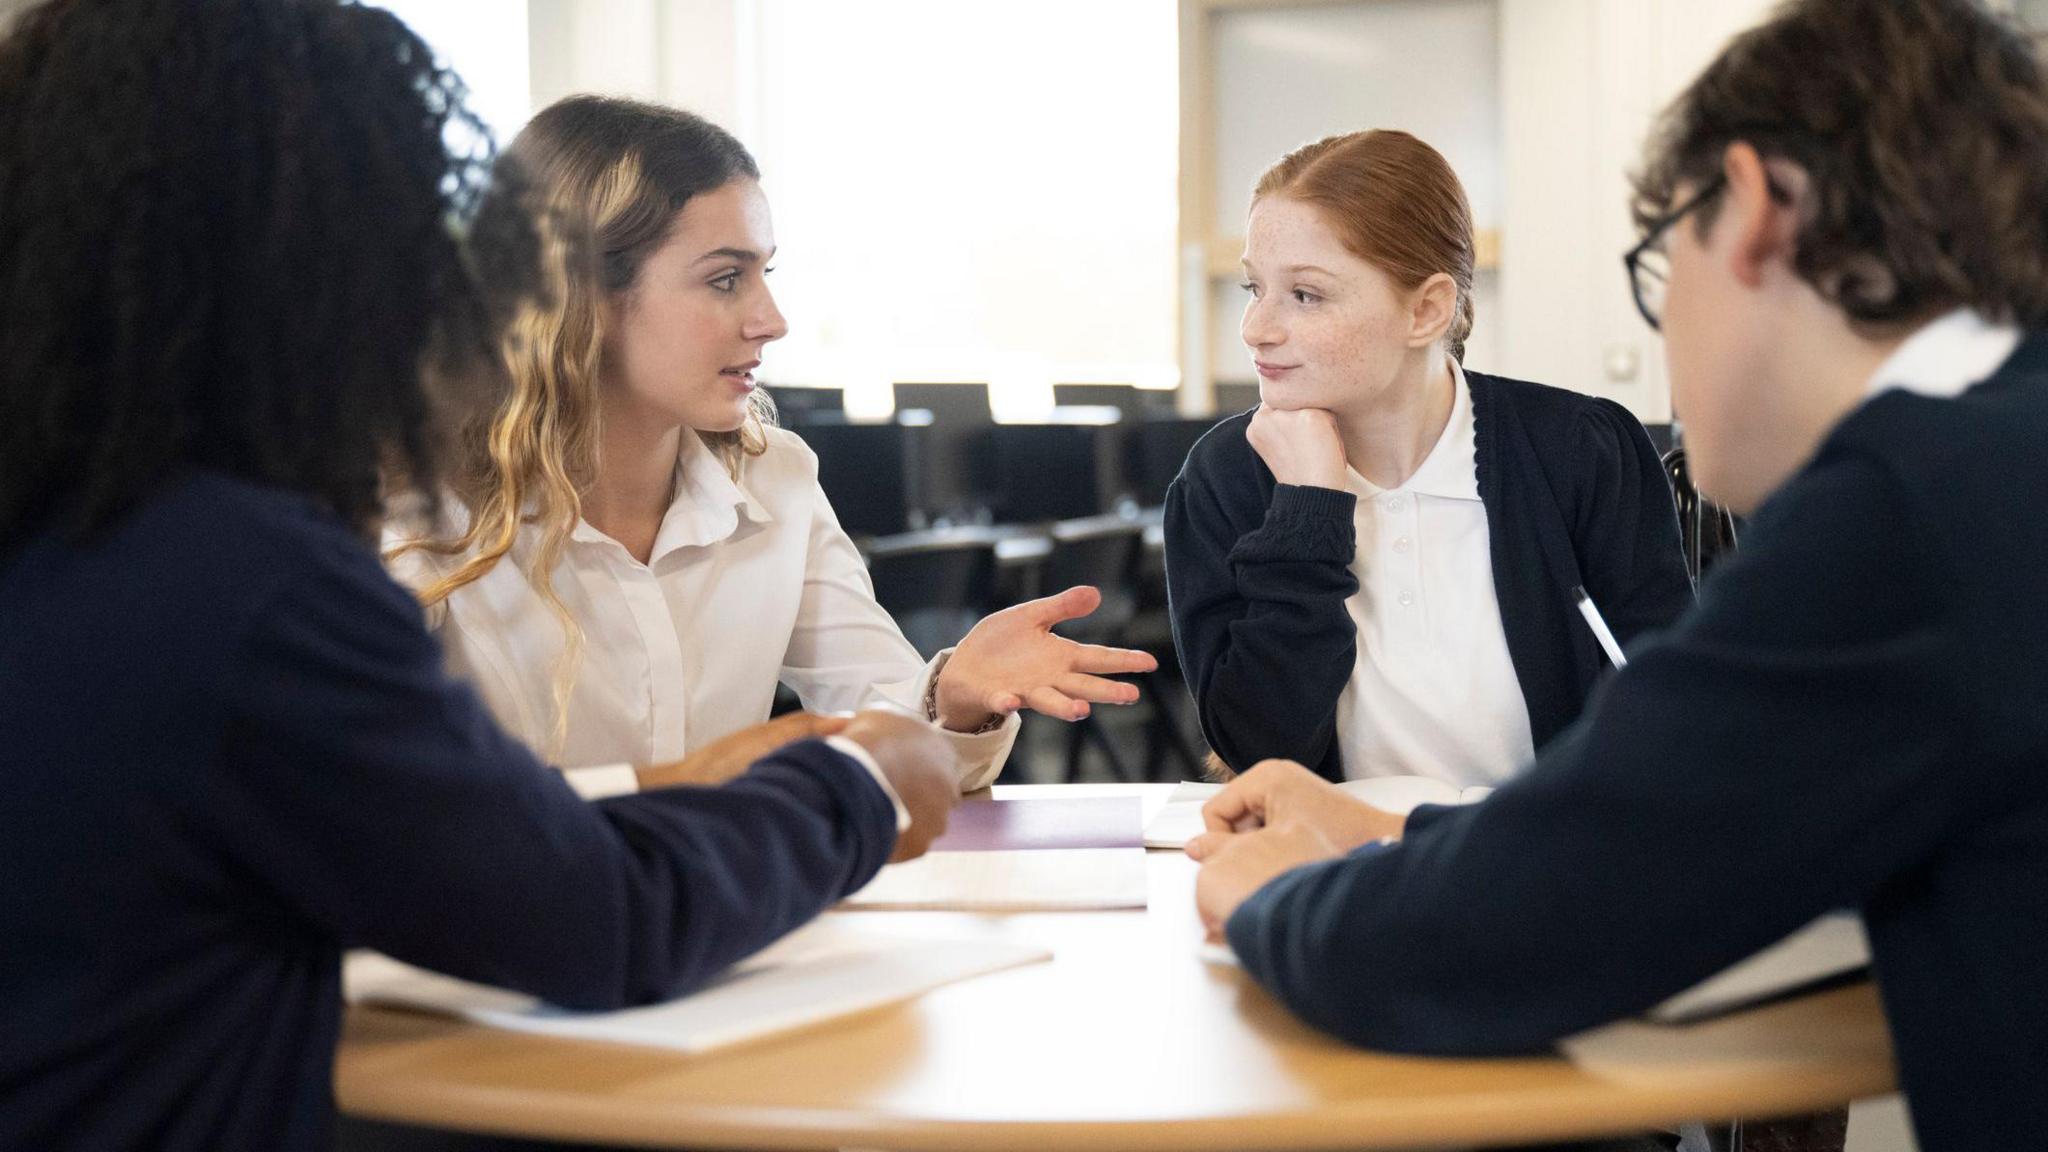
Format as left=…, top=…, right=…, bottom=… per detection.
left=345, top=920, right=1049, bottom=1055
left=1143, top=777, right=1493, bottom=849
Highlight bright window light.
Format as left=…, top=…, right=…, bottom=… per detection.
left=748, top=0, right=1179, bottom=416
left=368, top=0, right=532, bottom=147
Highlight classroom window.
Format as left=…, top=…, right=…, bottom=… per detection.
left=747, top=0, right=1180, bottom=416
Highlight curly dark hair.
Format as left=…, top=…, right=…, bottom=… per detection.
left=0, top=0, right=541, bottom=557
left=1633, top=0, right=2048, bottom=330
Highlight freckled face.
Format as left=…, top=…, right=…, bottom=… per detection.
left=1239, top=195, right=1415, bottom=419
left=603, top=178, right=789, bottom=432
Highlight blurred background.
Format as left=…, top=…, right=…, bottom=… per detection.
left=8, top=0, right=2045, bottom=804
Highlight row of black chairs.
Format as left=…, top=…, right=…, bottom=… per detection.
left=787, top=404, right=1215, bottom=538
left=862, top=513, right=1203, bottom=784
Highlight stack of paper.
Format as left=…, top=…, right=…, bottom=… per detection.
left=841, top=796, right=1149, bottom=911
left=345, top=921, right=1049, bottom=1054
left=1142, top=777, right=1493, bottom=849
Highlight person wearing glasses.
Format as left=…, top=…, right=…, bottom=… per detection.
left=1164, top=129, right=1692, bottom=791
left=1186, top=1, right=2048, bottom=1148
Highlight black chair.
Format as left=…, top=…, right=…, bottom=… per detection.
left=765, top=383, right=844, bottom=423
left=1661, top=444, right=1740, bottom=584
left=864, top=532, right=1001, bottom=662
left=1212, top=381, right=1260, bottom=415
left=893, top=384, right=996, bottom=527
left=1030, top=516, right=1150, bottom=783
left=1051, top=383, right=1175, bottom=419
left=987, top=419, right=1124, bottom=523
left=798, top=417, right=924, bottom=537
left=1123, top=416, right=1217, bottom=507
left=892, top=382, right=991, bottom=424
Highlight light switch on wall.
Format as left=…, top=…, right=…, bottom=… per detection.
left=1603, top=342, right=1642, bottom=383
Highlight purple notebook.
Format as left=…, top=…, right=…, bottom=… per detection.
left=927, top=797, right=1144, bottom=852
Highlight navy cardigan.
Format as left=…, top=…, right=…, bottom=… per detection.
left=0, top=473, right=899, bottom=1152
left=1165, top=370, right=1694, bottom=779
left=1225, top=337, right=2048, bottom=1152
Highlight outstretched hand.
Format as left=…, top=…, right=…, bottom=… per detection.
left=933, top=585, right=1159, bottom=730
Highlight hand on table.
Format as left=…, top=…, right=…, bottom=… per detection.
left=839, top=710, right=961, bottom=863
left=1192, top=821, right=1343, bottom=941
left=933, top=585, right=1158, bottom=730
left=1185, top=759, right=1406, bottom=860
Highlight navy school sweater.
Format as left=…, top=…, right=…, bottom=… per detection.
left=1165, top=370, right=1695, bottom=779
left=0, top=473, right=898, bottom=1152
left=1226, top=339, right=2048, bottom=1151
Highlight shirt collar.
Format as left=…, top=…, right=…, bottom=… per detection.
left=569, top=432, right=774, bottom=561
left=1863, top=307, right=2022, bottom=401
left=1348, top=357, right=1480, bottom=502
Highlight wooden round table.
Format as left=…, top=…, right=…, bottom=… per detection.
left=336, top=785, right=1896, bottom=1150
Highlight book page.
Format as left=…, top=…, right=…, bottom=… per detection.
left=1142, top=777, right=1484, bottom=849
left=345, top=921, right=1049, bottom=1055
left=841, top=847, right=1149, bottom=910
left=1336, top=775, right=1465, bottom=813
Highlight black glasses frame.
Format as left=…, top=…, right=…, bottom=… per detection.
left=1623, top=173, right=1728, bottom=332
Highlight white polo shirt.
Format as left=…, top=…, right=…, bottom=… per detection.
left=1335, top=359, right=1534, bottom=787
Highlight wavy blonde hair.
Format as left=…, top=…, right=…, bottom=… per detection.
left=387, top=95, right=774, bottom=753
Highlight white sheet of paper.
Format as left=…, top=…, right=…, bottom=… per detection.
left=345, top=921, right=1049, bottom=1055
left=841, top=847, right=1149, bottom=910
left=1646, top=912, right=1871, bottom=1025
left=1142, top=778, right=1492, bottom=848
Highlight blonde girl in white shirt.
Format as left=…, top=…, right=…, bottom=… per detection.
left=386, top=95, right=1155, bottom=796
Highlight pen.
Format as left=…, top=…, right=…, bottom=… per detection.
left=1573, top=585, right=1627, bottom=668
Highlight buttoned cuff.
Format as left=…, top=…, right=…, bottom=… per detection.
left=825, top=735, right=913, bottom=833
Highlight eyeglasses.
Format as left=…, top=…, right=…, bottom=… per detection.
left=1624, top=174, right=1727, bottom=332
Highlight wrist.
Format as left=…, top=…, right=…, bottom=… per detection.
left=926, top=667, right=1002, bottom=734
left=1339, top=807, right=1406, bottom=851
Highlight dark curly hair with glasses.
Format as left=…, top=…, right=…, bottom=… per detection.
left=0, top=0, right=542, bottom=558
left=1632, top=0, right=2048, bottom=331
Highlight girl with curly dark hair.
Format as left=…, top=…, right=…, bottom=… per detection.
left=0, top=3, right=955, bottom=1148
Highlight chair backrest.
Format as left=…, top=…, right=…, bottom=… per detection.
left=767, top=384, right=844, bottom=423
left=892, top=382, right=992, bottom=425
left=1661, top=444, right=1740, bottom=584
left=1212, top=382, right=1260, bottom=416
left=1042, top=517, right=1146, bottom=642
left=987, top=422, right=1124, bottom=523
left=865, top=535, right=1000, bottom=660
left=799, top=418, right=923, bottom=537
left=1123, top=417, right=1217, bottom=507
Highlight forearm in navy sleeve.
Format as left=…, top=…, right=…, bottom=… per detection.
left=1224, top=456, right=1966, bottom=1055
left=211, top=545, right=898, bottom=1012
left=1166, top=474, right=1359, bottom=772
left=588, top=739, right=897, bottom=1007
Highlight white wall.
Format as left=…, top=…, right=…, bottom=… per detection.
left=1498, top=0, right=1778, bottom=422
left=1204, top=0, right=1503, bottom=381
left=527, top=0, right=745, bottom=130
left=478, top=0, right=1810, bottom=426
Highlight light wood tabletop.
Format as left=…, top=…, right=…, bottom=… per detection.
left=335, top=783, right=1897, bottom=1150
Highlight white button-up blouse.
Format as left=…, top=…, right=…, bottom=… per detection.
left=1337, top=360, right=1535, bottom=787
left=385, top=425, right=1017, bottom=795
